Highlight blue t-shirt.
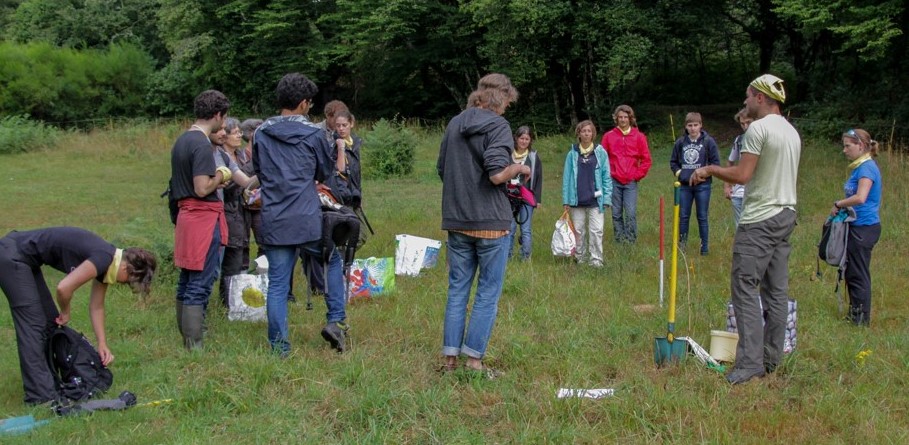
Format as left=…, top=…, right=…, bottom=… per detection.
left=845, top=160, right=881, bottom=226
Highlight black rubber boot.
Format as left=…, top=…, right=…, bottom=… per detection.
left=175, top=300, right=184, bottom=337
left=182, top=305, right=205, bottom=350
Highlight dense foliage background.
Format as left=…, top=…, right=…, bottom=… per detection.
left=0, top=0, right=906, bottom=140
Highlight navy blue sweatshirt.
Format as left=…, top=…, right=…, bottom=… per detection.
left=669, top=130, right=721, bottom=184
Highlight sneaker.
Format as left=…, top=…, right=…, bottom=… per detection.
left=725, top=368, right=765, bottom=385
left=590, top=260, right=604, bottom=268
left=321, top=322, right=349, bottom=353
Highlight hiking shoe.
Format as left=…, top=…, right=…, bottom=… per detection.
left=321, top=322, right=349, bottom=353
left=725, top=368, right=765, bottom=385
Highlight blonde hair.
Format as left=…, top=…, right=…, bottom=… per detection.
left=575, top=120, right=597, bottom=140
left=843, top=128, right=880, bottom=157
left=466, top=73, right=518, bottom=115
left=685, top=112, right=702, bottom=125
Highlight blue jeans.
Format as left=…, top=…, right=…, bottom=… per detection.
left=442, top=232, right=509, bottom=359
left=176, top=224, right=222, bottom=307
left=264, top=241, right=345, bottom=354
left=507, top=204, right=534, bottom=259
left=679, top=182, right=711, bottom=251
left=731, top=196, right=743, bottom=227
left=611, top=180, right=638, bottom=243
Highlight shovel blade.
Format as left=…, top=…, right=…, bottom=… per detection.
left=654, top=337, right=688, bottom=366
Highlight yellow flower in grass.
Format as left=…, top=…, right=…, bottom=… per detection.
left=855, top=349, right=872, bottom=367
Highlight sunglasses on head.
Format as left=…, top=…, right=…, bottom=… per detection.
left=845, top=129, right=861, bottom=140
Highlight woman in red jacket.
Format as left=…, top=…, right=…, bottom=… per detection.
left=600, top=105, right=652, bottom=244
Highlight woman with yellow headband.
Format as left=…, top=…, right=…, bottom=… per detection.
left=831, top=128, right=882, bottom=326
left=0, top=227, right=156, bottom=404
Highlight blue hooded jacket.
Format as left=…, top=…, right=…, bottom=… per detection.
left=562, top=144, right=612, bottom=213
left=670, top=130, right=720, bottom=184
left=252, top=115, right=333, bottom=246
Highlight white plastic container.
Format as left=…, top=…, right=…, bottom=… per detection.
left=709, top=330, right=739, bottom=363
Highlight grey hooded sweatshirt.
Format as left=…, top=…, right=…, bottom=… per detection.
left=437, top=107, right=513, bottom=232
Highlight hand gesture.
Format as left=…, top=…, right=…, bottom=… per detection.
left=689, top=167, right=709, bottom=186
left=55, top=311, right=70, bottom=326
left=98, top=345, right=114, bottom=366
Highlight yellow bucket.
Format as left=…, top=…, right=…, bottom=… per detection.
left=709, top=330, right=739, bottom=363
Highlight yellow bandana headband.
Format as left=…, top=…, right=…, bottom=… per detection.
left=750, top=74, right=786, bottom=104
left=103, top=248, right=123, bottom=284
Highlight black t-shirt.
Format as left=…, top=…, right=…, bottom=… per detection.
left=170, top=130, right=218, bottom=202
left=11, top=227, right=115, bottom=282
left=576, top=152, right=598, bottom=208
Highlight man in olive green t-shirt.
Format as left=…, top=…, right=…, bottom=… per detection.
left=690, top=74, right=800, bottom=385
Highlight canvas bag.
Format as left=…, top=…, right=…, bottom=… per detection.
left=347, top=257, right=395, bottom=301
left=227, top=273, right=269, bottom=322
left=551, top=209, right=577, bottom=257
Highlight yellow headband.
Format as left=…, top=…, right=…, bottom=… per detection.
left=750, top=74, right=786, bottom=104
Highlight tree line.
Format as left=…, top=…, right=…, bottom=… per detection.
left=0, top=0, right=906, bottom=140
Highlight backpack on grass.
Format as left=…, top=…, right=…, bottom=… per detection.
left=46, top=325, right=113, bottom=402
left=817, top=207, right=856, bottom=313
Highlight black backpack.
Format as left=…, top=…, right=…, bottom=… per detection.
left=46, top=325, right=114, bottom=402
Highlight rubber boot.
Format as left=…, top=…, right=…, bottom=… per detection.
left=182, top=305, right=205, bottom=350
left=175, top=300, right=184, bottom=337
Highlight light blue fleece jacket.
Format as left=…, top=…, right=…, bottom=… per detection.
left=562, top=144, right=612, bottom=213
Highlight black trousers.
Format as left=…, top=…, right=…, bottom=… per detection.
left=0, top=236, right=60, bottom=404
left=219, top=245, right=247, bottom=306
left=845, top=223, right=881, bottom=317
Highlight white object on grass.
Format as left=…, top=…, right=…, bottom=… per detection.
left=556, top=388, right=615, bottom=399
left=254, top=255, right=268, bottom=274
left=394, top=234, right=442, bottom=276
left=678, top=336, right=722, bottom=368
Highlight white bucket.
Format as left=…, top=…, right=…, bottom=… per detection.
left=709, top=330, right=739, bottom=363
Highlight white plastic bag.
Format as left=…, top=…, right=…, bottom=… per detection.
left=394, top=234, right=442, bottom=276
left=227, top=273, right=269, bottom=322
left=551, top=209, right=577, bottom=257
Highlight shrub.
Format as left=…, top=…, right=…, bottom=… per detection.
left=0, top=41, right=153, bottom=126
left=0, top=114, right=61, bottom=154
left=364, top=118, right=416, bottom=179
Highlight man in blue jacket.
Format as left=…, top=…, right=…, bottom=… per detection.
left=252, top=73, right=347, bottom=357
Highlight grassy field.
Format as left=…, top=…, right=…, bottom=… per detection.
left=1, top=119, right=908, bottom=444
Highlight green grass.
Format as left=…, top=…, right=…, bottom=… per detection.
left=2, top=121, right=909, bottom=444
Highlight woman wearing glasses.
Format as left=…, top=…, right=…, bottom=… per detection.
left=831, top=129, right=882, bottom=326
